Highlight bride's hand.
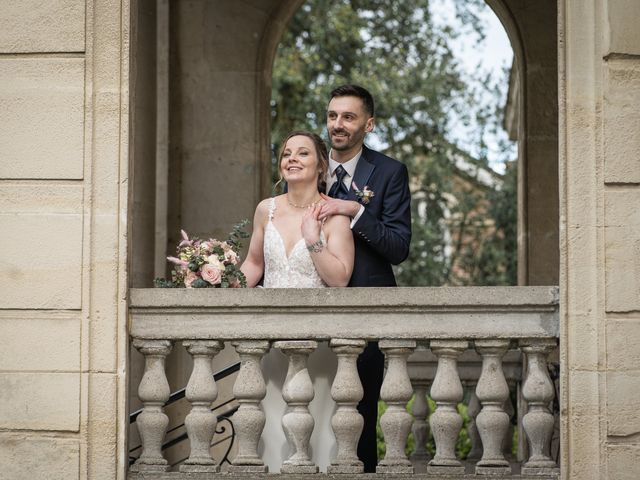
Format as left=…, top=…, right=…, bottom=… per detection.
left=301, top=204, right=322, bottom=244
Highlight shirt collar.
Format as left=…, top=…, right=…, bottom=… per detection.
left=329, top=148, right=362, bottom=179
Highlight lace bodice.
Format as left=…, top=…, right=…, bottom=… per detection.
left=263, top=198, right=326, bottom=288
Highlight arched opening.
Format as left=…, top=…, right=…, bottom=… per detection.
left=128, top=0, right=558, bottom=290
left=268, top=0, right=520, bottom=287
left=126, top=0, right=559, bottom=472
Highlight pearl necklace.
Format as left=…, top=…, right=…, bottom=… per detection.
left=287, top=195, right=321, bottom=209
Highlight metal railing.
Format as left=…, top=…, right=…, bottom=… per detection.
left=128, top=361, right=240, bottom=468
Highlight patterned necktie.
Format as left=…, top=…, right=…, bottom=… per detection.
left=328, top=165, right=350, bottom=199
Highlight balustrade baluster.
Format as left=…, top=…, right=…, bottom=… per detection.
left=229, top=340, right=270, bottom=473
left=130, top=339, right=172, bottom=473
left=180, top=340, right=223, bottom=472
left=466, top=383, right=483, bottom=461
left=474, top=339, right=512, bottom=475
left=275, top=340, right=318, bottom=474
left=427, top=340, right=467, bottom=475
left=503, top=384, right=516, bottom=460
left=377, top=340, right=416, bottom=474
left=520, top=339, right=559, bottom=475
left=327, top=338, right=365, bottom=474
left=409, top=378, right=431, bottom=468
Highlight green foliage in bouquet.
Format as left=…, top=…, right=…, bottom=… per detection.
left=154, top=220, right=250, bottom=289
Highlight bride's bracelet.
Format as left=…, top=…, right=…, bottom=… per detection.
left=306, top=238, right=324, bottom=253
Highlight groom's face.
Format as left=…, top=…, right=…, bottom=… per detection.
left=327, top=96, right=374, bottom=154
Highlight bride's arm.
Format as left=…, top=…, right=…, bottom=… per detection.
left=240, top=200, right=268, bottom=287
left=302, top=206, right=354, bottom=287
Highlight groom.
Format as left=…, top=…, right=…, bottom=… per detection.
left=318, top=84, right=412, bottom=472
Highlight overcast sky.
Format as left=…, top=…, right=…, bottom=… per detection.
left=433, top=0, right=515, bottom=172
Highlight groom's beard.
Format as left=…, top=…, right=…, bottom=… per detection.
left=330, top=128, right=364, bottom=151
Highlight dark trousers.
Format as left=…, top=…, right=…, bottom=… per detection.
left=356, top=341, right=385, bottom=473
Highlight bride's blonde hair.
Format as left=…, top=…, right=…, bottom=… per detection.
left=277, top=131, right=329, bottom=193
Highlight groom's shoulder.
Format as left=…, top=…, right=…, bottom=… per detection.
left=363, top=146, right=407, bottom=174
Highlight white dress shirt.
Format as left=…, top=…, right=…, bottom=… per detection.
left=327, top=149, right=365, bottom=227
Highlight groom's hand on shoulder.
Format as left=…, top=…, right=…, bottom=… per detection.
left=318, top=194, right=360, bottom=220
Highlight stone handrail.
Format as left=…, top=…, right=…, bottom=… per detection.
left=129, top=286, right=559, bottom=340
left=128, top=286, right=559, bottom=478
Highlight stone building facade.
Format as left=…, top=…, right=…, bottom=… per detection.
left=0, top=1, right=639, bottom=478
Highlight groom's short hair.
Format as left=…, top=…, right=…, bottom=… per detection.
left=330, top=84, right=375, bottom=118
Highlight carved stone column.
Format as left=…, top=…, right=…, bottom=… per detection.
left=474, top=339, right=511, bottom=475
left=130, top=339, right=172, bottom=473
left=377, top=340, right=416, bottom=474
left=427, top=340, right=467, bottom=475
left=328, top=338, right=365, bottom=474
left=275, top=340, right=318, bottom=474
left=466, top=383, right=483, bottom=461
left=229, top=340, right=270, bottom=473
left=179, top=340, right=223, bottom=473
left=410, top=378, right=431, bottom=468
left=520, top=339, right=559, bottom=475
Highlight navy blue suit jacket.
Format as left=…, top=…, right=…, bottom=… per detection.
left=345, top=145, right=411, bottom=287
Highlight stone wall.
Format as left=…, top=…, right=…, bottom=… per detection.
left=165, top=0, right=299, bottom=249
left=0, top=1, right=130, bottom=478
left=1, top=0, right=638, bottom=478
left=561, top=1, right=640, bottom=478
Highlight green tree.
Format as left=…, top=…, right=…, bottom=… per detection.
left=271, top=0, right=516, bottom=286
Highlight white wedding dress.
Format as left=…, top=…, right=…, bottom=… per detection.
left=259, top=198, right=337, bottom=472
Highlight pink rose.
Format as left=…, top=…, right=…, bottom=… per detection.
left=201, top=263, right=222, bottom=285
left=229, top=277, right=241, bottom=288
left=184, top=271, right=199, bottom=288
left=224, top=249, right=239, bottom=264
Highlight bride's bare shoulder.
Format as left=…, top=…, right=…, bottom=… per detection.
left=254, top=196, right=283, bottom=220
left=252, top=198, right=269, bottom=222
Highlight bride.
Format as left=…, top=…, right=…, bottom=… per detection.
left=241, top=131, right=354, bottom=472
left=241, top=131, right=354, bottom=288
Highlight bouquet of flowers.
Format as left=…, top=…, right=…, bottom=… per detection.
left=154, top=220, right=249, bottom=288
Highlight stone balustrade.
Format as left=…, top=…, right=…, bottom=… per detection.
left=128, top=286, right=559, bottom=479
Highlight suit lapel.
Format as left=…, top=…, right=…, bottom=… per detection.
left=350, top=146, right=375, bottom=200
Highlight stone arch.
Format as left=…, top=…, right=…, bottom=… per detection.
left=255, top=0, right=306, bottom=199
left=256, top=0, right=558, bottom=285
left=126, top=0, right=560, bottom=469
left=129, top=1, right=557, bottom=287
left=484, top=0, right=559, bottom=286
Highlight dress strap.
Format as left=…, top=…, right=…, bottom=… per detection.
left=268, top=197, right=276, bottom=221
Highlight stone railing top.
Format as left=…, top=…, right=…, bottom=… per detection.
left=129, top=286, right=559, bottom=341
